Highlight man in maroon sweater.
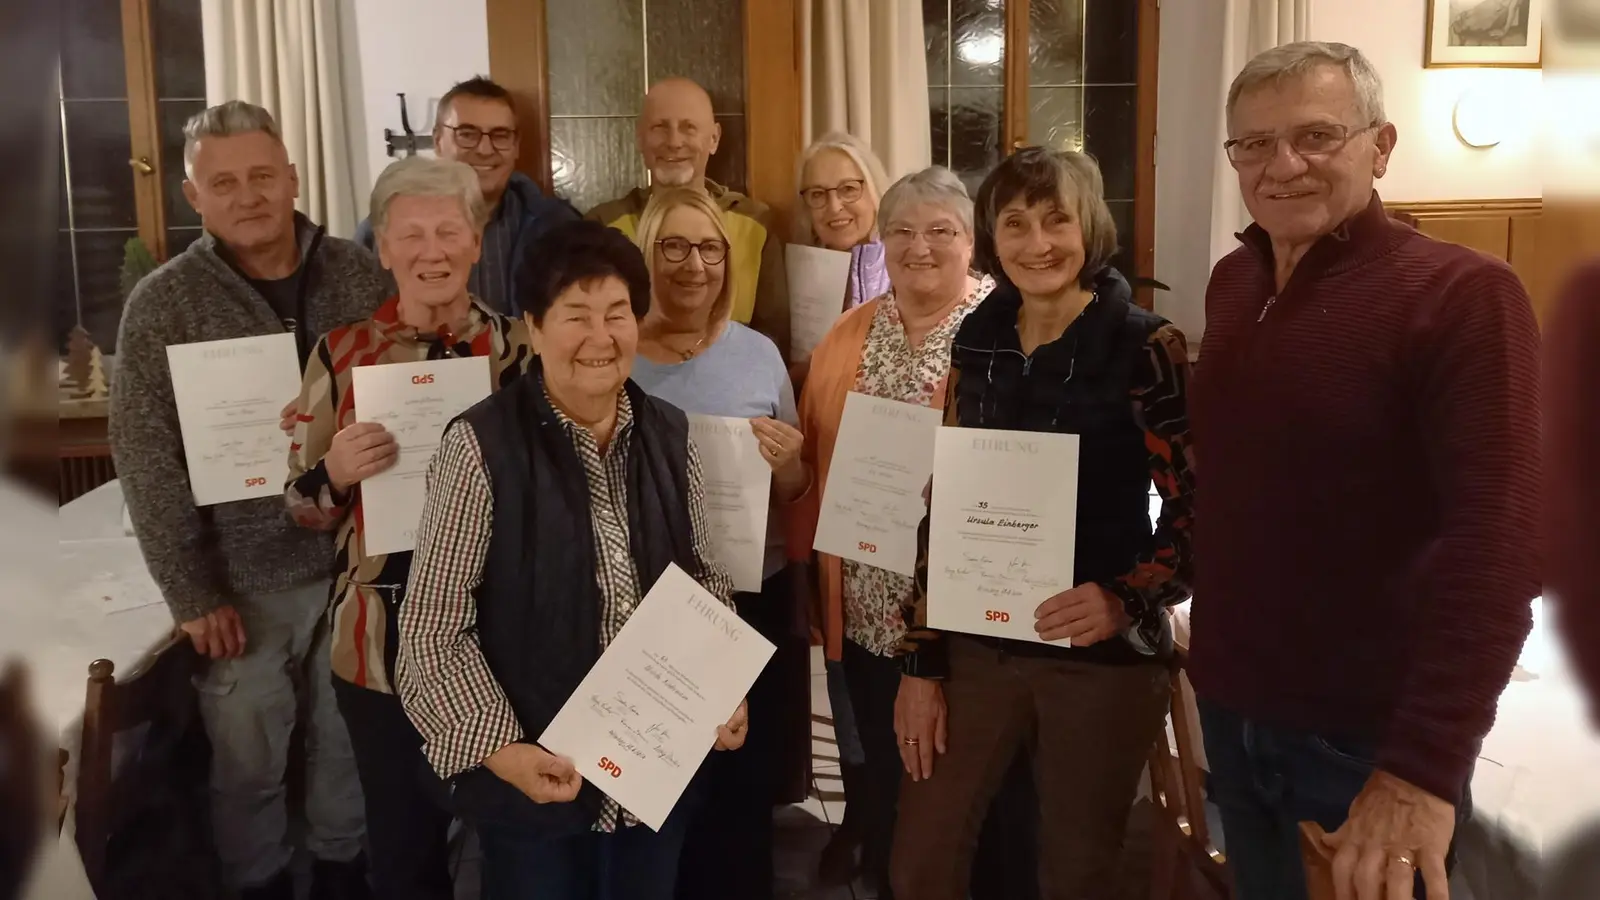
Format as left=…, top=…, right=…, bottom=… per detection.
left=1546, top=258, right=1600, bottom=728
left=1190, top=42, right=1541, bottom=900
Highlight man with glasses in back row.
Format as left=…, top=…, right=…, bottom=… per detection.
left=1189, top=42, right=1541, bottom=900
left=356, top=76, right=578, bottom=315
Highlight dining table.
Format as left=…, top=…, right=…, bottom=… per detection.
left=6, top=479, right=177, bottom=899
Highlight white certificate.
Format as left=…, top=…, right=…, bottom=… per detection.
left=539, top=563, right=775, bottom=831
left=926, top=427, right=1080, bottom=644
left=687, top=415, right=772, bottom=593
left=813, top=392, right=942, bottom=576
left=166, top=333, right=302, bottom=506
left=352, top=356, right=491, bottom=555
left=786, top=244, right=852, bottom=361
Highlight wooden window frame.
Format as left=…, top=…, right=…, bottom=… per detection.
left=1000, top=0, right=1161, bottom=310
left=120, top=0, right=170, bottom=261
left=486, top=0, right=801, bottom=239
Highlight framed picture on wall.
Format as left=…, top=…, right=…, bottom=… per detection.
left=1426, top=0, right=1545, bottom=67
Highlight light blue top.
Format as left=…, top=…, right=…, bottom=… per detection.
left=632, top=322, right=797, bottom=583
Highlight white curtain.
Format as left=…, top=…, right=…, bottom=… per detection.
left=200, top=0, right=359, bottom=238
left=801, top=0, right=932, bottom=182
left=1208, top=0, right=1312, bottom=266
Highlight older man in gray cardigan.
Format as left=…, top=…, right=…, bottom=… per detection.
left=109, top=101, right=386, bottom=900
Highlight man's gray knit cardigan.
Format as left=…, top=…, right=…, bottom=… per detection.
left=109, top=215, right=388, bottom=623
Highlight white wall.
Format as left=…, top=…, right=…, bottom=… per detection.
left=339, top=0, right=490, bottom=204
left=1308, top=0, right=1542, bottom=202
left=1152, top=0, right=1544, bottom=352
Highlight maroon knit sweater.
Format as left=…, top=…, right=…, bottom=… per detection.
left=1189, top=193, right=1541, bottom=804
left=1545, top=258, right=1600, bottom=726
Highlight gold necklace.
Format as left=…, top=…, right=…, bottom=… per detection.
left=672, top=334, right=708, bottom=361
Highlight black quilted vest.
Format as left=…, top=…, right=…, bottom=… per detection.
left=447, top=364, right=701, bottom=833
left=948, top=268, right=1164, bottom=665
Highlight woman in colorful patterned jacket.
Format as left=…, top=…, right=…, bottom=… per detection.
left=284, top=155, right=532, bottom=900
left=890, top=147, right=1197, bottom=899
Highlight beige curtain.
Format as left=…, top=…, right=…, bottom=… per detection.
left=801, top=0, right=932, bottom=182
left=1208, top=0, right=1312, bottom=266
left=200, top=0, right=359, bottom=238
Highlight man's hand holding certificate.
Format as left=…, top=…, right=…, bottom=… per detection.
left=926, top=427, right=1082, bottom=645
left=539, top=564, right=774, bottom=830
left=813, top=392, right=942, bottom=575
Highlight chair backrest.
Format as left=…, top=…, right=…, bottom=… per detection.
left=75, top=635, right=204, bottom=891
left=1147, top=645, right=1228, bottom=884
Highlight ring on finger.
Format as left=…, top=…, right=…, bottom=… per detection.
left=1392, top=855, right=1414, bottom=869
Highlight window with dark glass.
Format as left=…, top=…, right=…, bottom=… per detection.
left=58, top=0, right=205, bottom=354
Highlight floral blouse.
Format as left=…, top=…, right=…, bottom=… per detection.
left=841, top=275, right=995, bottom=656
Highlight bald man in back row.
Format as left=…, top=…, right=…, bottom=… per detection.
left=586, top=77, right=790, bottom=359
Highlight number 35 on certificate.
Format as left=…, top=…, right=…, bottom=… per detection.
left=926, top=428, right=1080, bottom=644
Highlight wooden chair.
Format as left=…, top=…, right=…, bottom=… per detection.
left=75, top=635, right=209, bottom=894
left=1148, top=645, right=1232, bottom=900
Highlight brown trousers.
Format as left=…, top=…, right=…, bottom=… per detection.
left=889, top=636, right=1170, bottom=900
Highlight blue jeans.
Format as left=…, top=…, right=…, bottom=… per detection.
left=479, top=814, right=689, bottom=900
left=1198, top=698, right=1471, bottom=900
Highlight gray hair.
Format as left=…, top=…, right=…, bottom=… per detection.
left=182, top=100, right=282, bottom=179
left=878, top=166, right=974, bottom=236
left=1226, top=41, right=1387, bottom=128
left=368, top=156, right=488, bottom=236
left=793, top=132, right=893, bottom=245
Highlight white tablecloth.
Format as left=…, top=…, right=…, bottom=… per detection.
left=7, top=479, right=177, bottom=899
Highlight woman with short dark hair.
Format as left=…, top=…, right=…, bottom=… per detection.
left=890, top=147, right=1197, bottom=898
left=395, top=219, right=748, bottom=899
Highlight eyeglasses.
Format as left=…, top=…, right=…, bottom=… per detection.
left=799, top=179, right=866, bottom=209
left=442, top=124, right=518, bottom=151
left=655, top=237, right=729, bottom=265
left=1223, top=123, right=1377, bottom=165
left=883, top=225, right=961, bottom=248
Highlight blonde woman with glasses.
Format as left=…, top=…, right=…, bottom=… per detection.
left=630, top=187, right=813, bottom=900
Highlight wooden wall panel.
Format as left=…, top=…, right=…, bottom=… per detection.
left=744, top=0, right=802, bottom=242
left=1387, top=198, right=1600, bottom=324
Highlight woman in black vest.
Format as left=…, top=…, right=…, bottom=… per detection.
left=394, top=221, right=748, bottom=900
left=887, top=147, right=1198, bottom=899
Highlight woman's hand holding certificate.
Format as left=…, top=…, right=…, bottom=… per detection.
left=483, top=742, right=583, bottom=805
left=1033, top=583, right=1131, bottom=645
left=538, top=564, right=774, bottom=830
left=926, top=427, right=1082, bottom=644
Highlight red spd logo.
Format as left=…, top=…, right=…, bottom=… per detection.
left=412, top=373, right=435, bottom=385
left=597, top=757, right=623, bottom=779
left=856, top=541, right=878, bottom=554
left=985, top=610, right=1011, bottom=623
left=244, top=477, right=268, bottom=487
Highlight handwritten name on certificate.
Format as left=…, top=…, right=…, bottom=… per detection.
left=927, top=428, right=1081, bottom=645
left=352, top=356, right=490, bottom=556
left=687, top=415, right=772, bottom=593
left=786, top=244, right=851, bottom=361
left=813, top=392, right=942, bottom=576
left=166, top=333, right=302, bottom=506
left=539, top=563, right=775, bottom=831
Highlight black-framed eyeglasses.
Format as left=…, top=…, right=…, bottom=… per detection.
left=1223, top=123, right=1378, bottom=165
left=655, top=237, right=729, bottom=265
left=799, top=179, right=866, bottom=208
left=442, top=123, right=518, bottom=151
